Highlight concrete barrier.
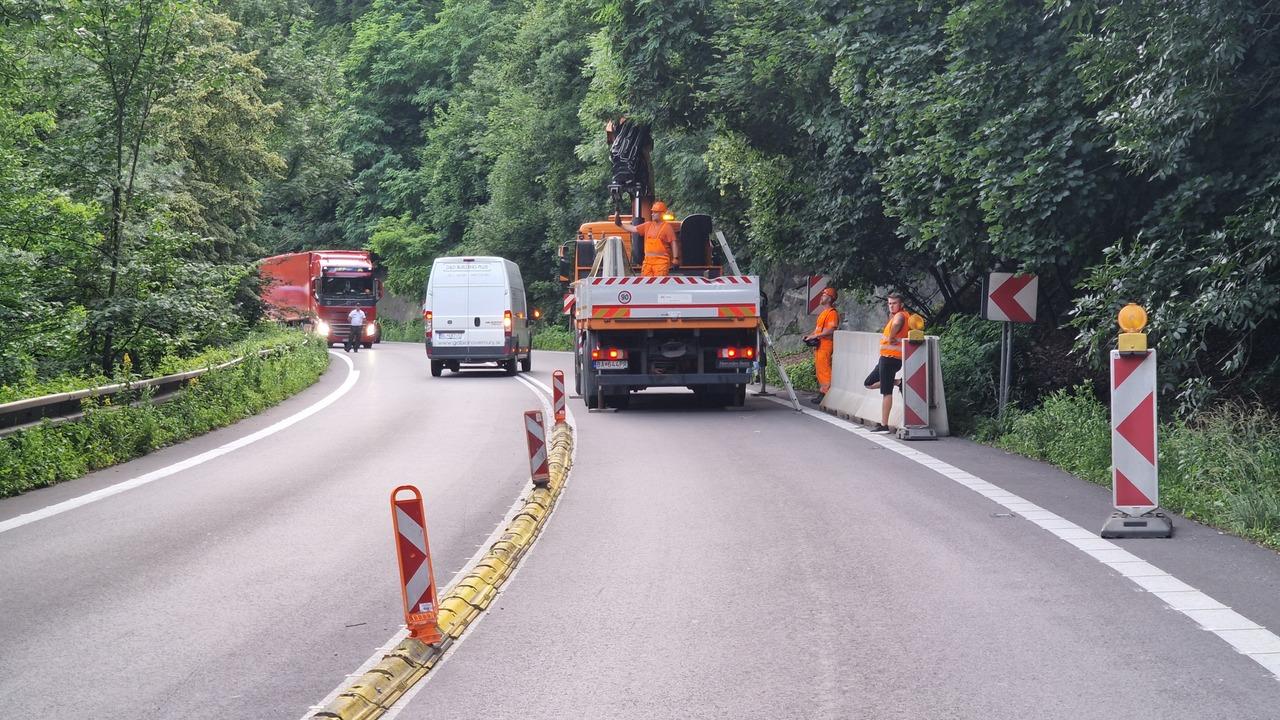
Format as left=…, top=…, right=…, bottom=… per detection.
left=820, top=330, right=949, bottom=436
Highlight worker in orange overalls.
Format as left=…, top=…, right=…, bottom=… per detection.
left=803, top=286, right=840, bottom=404
left=864, top=291, right=911, bottom=432
left=617, top=200, right=680, bottom=276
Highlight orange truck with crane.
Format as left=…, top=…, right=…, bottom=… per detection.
left=558, top=120, right=761, bottom=409
left=259, top=250, right=384, bottom=348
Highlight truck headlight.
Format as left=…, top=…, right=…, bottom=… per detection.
left=316, top=320, right=329, bottom=335
left=365, top=323, right=376, bottom=337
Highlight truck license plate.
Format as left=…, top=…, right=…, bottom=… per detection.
left=593, top=360, right=627, bottom=370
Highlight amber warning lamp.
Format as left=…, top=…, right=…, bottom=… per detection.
left=907, top=313, right=926, bottom=342
left=1117, top=303, right=1148, bottom=354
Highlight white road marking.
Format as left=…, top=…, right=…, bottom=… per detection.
left=775, top=398, right=1280, bottom=681
left=0, top=351, right=359, bottom=536
left=306, top=364, right=578, bottom=719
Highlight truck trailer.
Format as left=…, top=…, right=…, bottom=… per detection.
left=259, top=250, right=383, bottom=348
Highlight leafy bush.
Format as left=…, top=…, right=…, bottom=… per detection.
left=997, top=385, right=1111, bottom=485
left=765, top=352, right=818, bottom=392
left=0, top=324, right=310, bottom=404
left=532, top=324, right=574, bottom=352
left=935, top=314, right=1003, bottom=434
left=0, top=334, right=329, bottom=498
left=379, top=319, right=424, bottom=343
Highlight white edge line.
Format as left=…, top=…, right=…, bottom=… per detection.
left=0, top=351, right=359, bottom=536
left=306, top=367, right=576, bottom=719
left=767, top=396, right=1280, bottom=681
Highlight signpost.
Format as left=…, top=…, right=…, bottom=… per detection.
left=806, top=275, right=831, bottom=316
left=982, top=272, right=1038, bottom=421
left=390, top=485, right=442, bottom=643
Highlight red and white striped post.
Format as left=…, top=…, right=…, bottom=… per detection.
left=1101, top=304, right=1172, bottom=538
left=390, top=485, right=443, bottom=643
left=552, top=370, right=566, bottom=424
left=897, top=314, right=936, bottom=440
left=524, top=410, right=550, bottom=487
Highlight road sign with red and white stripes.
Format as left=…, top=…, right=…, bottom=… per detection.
left=901, top=339, right=929, bottom=428
left=552, top=371, right=566, bottom=424
left=390, top=485, right=442, bottom=643
left=1111, top=350, right=1158, bottom=514
left=807, top=275, right=830, bottom=315
left=562, top=293, right=575, bottom=316
left=983, top=273, right=1038, bottom=323
left=524, top=410, right=550, bottom=487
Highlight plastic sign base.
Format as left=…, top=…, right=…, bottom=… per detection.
left=897, top=426, right=937, bottom=441
left=1100, top=511, right=1173, bottom=539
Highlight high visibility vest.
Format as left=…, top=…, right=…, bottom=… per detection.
left=640, top=220, right=677, bottom=258
left=879, top=310, right=910, bottom=359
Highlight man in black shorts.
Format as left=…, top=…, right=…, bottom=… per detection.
left=865, top=293, right=909, bottom=432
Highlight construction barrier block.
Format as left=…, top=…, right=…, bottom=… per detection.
left=316, top=693, right=377, bottom=720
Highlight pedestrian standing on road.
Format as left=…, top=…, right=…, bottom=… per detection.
left=345, top=307, right=367, bottom=353
left=616, top=200, right=680, bottom=276
left=864, top=292, right=910, bottom=431
left=803, top=286, right=839, bottom=405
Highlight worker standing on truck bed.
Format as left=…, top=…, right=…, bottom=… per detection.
left=804, top=286, right=839, bottom=404
left=616, top=200, right=680, bottom=276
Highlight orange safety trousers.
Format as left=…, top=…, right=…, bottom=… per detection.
left=815, top=340, right=833, bottom=391
left=641, top=257, right=672, bottom=277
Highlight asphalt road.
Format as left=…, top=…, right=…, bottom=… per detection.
left=393, top=359, right=1280, bottom=720
left=0, top=343, right=550, bottom=719
left=4, top=346, right=1280, bottom=719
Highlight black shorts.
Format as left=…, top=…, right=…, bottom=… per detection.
left=864, top=356, right=902, bottom=396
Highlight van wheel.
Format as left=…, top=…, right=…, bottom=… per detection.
left=430, top=360, right=443, bottom=377
left=503, top=358, right=517, bottom=375
left=520, top=353, right=531, bottom=373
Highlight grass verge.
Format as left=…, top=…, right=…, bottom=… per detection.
left=0, top=332, right=330, bottom=498
left=998, top=386, right=1280, bottom=550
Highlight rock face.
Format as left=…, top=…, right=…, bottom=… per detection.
left=760, top=272, right=885, bottom=353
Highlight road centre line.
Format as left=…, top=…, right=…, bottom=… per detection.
left=0, top=351, right=359, bottom=536
left=307, top=368, right=577, bottom=718
left=775, top=398, right=1280, bottom=680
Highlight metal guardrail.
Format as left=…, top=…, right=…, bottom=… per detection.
left=0, top=347, right=288, bottom=438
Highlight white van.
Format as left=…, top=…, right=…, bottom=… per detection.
left=423, top=256, right=532, bottom=376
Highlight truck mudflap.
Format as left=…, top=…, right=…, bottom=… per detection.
left=592, top=372, right=751, bottom=387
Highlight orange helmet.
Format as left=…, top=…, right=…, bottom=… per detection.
left=821, top=286, right=838, bottom=300
left=650, top=200, right=668, bottom=213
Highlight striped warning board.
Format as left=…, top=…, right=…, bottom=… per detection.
left=1111, top=349, right=1158, bottom=514
left=390, top=485, right=442, bottom=643
left=807, top=275, right=830, bottom=315
left=902, top=339, right=929, bottom=427
left=562, top=292, right=575, bottom=315
left=552, top=371, right=566, bottom=424
left=524, top=410, right=550, bottom=487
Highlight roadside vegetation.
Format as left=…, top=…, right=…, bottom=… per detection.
left=532, top=324, right=574, bottom=352
left=0, top=332, right=328, bottom=498
left=378, top=319, right=423, bottom=344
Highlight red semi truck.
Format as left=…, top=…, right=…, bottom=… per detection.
left=259, top=250, right=383, bottom=348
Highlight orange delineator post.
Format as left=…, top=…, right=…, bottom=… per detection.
left=390, top=485, right=443, bottom=643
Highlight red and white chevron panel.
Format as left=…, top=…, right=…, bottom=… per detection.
left=562, top=292, right=575, bottom=315
left=524, top=410, right=550, bottom=487
left=901, top=339, right=929, bottom=428
left=983, top=272, right=1038, bottom=323
left=552, top=371, right=566, bottom=424
left=1111, top=350, right=1158, bottom=514
left=390, top=485, right=442, bottom=643
left=806, top=275, right=830, bottom=315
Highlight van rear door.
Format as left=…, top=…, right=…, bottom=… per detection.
left=431, top=283, right=469, bottom=349
left=467, top=286, right=508, bottom=350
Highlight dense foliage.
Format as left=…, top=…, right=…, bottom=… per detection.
left=3, top=0, right=1277, bottom=412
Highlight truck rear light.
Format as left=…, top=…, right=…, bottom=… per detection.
left=591, top=348, right=627, bottom=361
left=424, top=310, right=433, bottom=332
left=718, top=347, right=755, bottom=359
left=504, top=310, right=513, bottom=336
